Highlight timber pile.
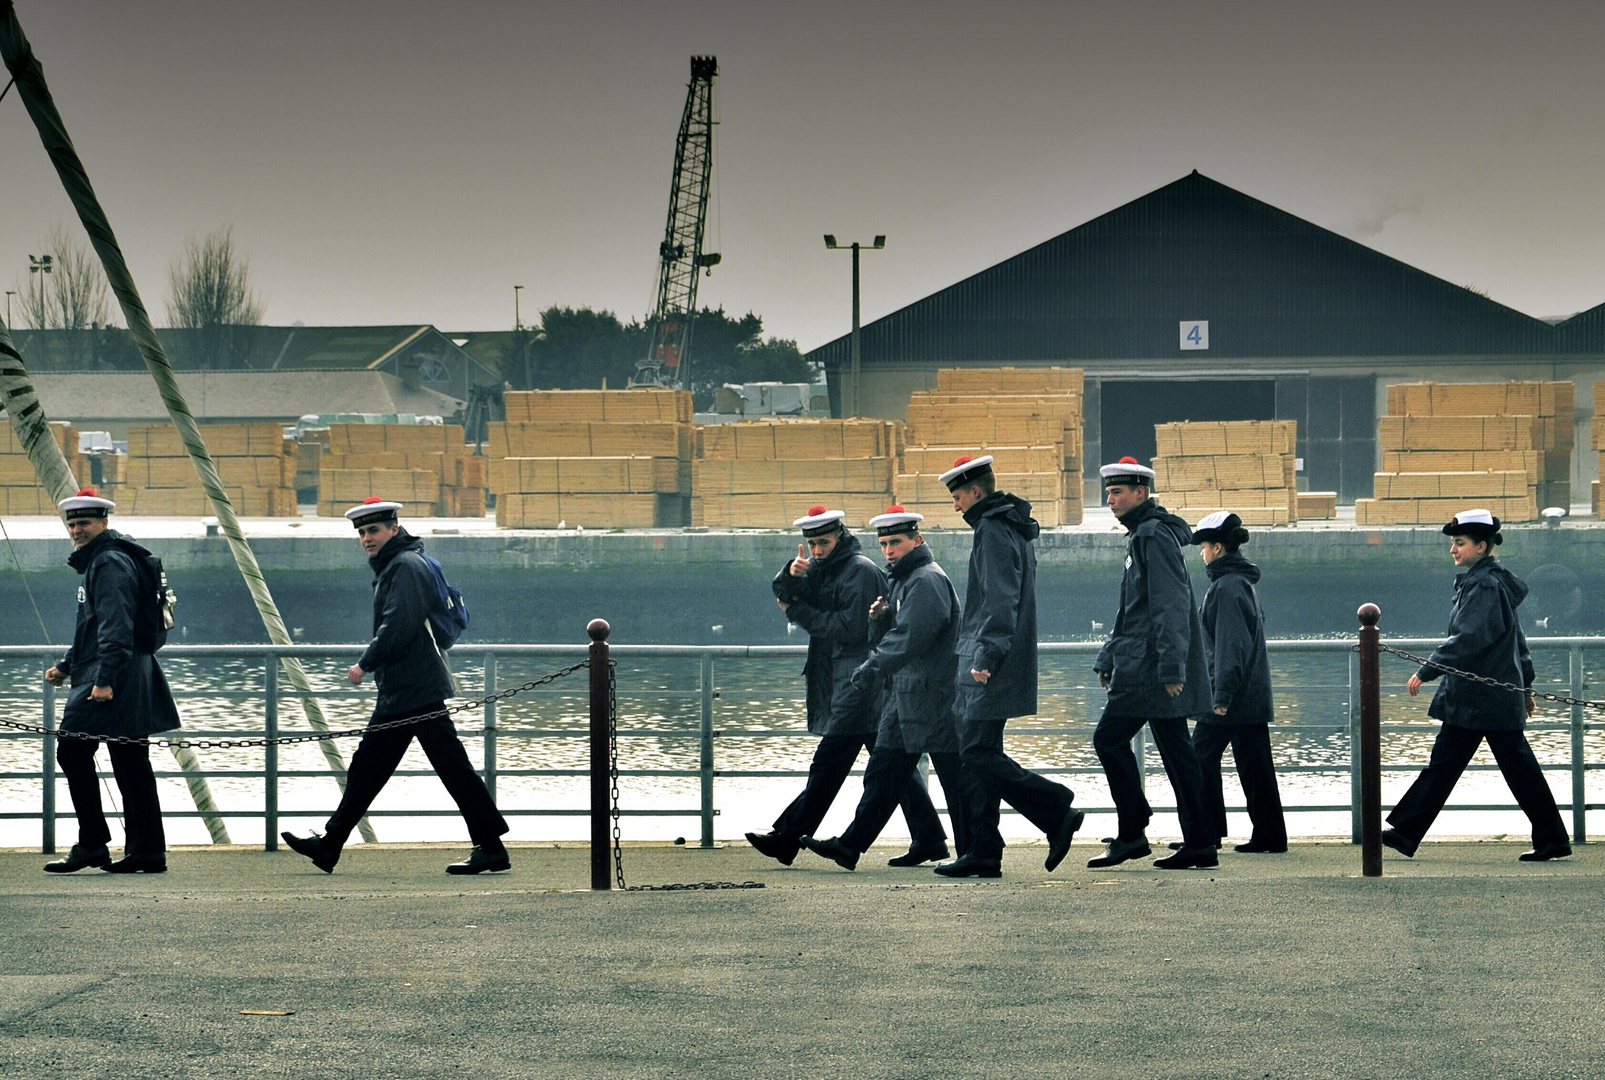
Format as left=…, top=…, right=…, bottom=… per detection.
left=118, top=422, right=297, bottom=517
left=1592, top=381, right=1605, bottom=515
left=317, top=422, right=478, bottom=518
left=0, top=420, right=80, bottom=513
left=691, top=418, right=899, bottom=528
left=1151, top=420, right=1299, bottom=527
left=896, top=366, right=1084, bottom=528
left=1295, top=492, right=1338, bottom=520
left=1356, top=381, right=1569, bottom=525
left=490, top=389, right=693, bottom=527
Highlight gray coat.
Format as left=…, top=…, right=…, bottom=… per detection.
left=1094, top=499, right=1211, bottom=719
left=953, top=491, right=1040, bottom=723
left=773, top=530, right=885, bottom=736
left=1417, top=556, right=1534, bottom=732
left=358, top=529, right=456, bottom=717
left=56, top=529, right=181, bottom=738
left=1199, top=553, right=1274, bottom=725
left=850, top=542, right=963, bottom=754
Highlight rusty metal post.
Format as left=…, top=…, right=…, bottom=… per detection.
left=1358, top=603, right=1382, bottom=877
left=588, top=618, right=612, bottom=891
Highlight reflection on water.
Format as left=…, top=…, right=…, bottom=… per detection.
left=1, top=648, right=1598, bottom=848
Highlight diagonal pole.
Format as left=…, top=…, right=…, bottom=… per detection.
left=0, top=2, right=375, bottom=844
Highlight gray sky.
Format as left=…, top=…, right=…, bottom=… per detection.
left=2, top=1, right=1603, bottom=351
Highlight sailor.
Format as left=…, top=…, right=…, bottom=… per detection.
left=1089, top=457, right=1218, bottom=869
left=937, top=457, right=1084, bottom=879
left=1384, top=510, right=1570, bottom=862
left=1190, top=511, right=1287, bottom=853
left=44, top=488, right=180, bottom=874
left=283, top=497, right=510, bottom=875
left=746, top=506, right=945, bottom=866
left=797, top=506, right=974, bottom=870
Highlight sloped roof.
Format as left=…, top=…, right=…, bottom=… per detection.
left=1555, top=301, right=1605, bottom=354
left=807, top=171, right=1560, bottom=367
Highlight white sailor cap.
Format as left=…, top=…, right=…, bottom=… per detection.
left=1100, top=456, right=1156, bottom=486
left=1191, top=511, right=1242, bottom=544
left=345, top=496, right=404, bottom=527
left=59, top=487, right=115, bottom=518
left=1443, top=508, right=1500, bottom=538
left=793, top=504, right=847, bottom=537
left=938, top=455, right=994, bottom=491
left=868, top=505, right=924, bottom=536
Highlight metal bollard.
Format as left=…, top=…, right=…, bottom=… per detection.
left=588, top=618, right=612, bottom=891
left=1358, top=603, right=1382, bottom=877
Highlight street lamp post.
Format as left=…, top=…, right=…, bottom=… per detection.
left=27, top=254, right=52, bottom=328
left=824, top=234, right=885, bottom=418
left=4, top=290, right=14, bottom=328
left=513, top=284, right=524, bottom=331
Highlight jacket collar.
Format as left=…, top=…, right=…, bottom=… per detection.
left=67, top=527, right=120, bottom=575
left=887, top=540, right=933, bottom=582
left=1205, top=551, right=1260, bottom=583
left=369, top=527, right=424, bottom=575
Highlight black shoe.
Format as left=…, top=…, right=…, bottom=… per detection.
left=1518, top=843, right=1572, bottom=862
left=1234, top=840, right=1288, bottom=854
left=932, top=854, right=1002, bottom=879
left=1045, top=807, right=1086, bottom=873
left=282, top=831, right=340, bottom=873
left=1153, top=845, right=1218, bottom=869
left=446, top=844, right=511, bottom=875
left=103, top=854, right=167, bottom=874
left=798, top=835, right=859, bottom=871
left=1380, top=828, right=1417, bottom=858
left=1087, top=835, right=1151, bottom=869
left=745, top=830, right=799, bottom=866
left=887, top=841, right=950, bottom=867
left=43, top=844, right=111, bottom=873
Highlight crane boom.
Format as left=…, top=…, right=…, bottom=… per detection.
left=632, top=55, right=720, bottom=390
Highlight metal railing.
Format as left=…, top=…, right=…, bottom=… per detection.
left=1, top=639, right=1600, bottom=852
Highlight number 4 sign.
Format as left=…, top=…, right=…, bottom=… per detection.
left=1180, top=320, right=1209, bottom=350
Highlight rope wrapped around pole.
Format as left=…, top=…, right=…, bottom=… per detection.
left=0, top=1, right=375, bottom=843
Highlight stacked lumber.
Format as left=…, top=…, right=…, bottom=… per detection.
left=1357, top=382, right=1564, bottom=525
left=1592, top=381, right=1605, bottom=515
left=491, top=390, right=693, bottom=527
left=317, top=423, right=476, bottom=518
left=1296, top=492, right=1338, bottom=520
left=118, top=423, right=297, bottom=517
left=690, top=418, right=898, bottom=528
left=0, top=421, right=80, bottom=514
left=895, top=367, right=1084, bottom=527
left=1151, top=421, right=1298, bottom=527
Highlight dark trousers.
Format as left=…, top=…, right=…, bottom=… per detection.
left=57, top=736, right=167, bottom=857
left=959, top=718, right=1074, bottom=862
left=1388, top=724, right=1569, bottom=848
left=1093, top=712, right=1216, bottom=848
left=772, top=731, right=944, bottom=847
left=841, top=746, right=973, bottom=858
left=1193, top=720, right=1287, bottom=847
left=324, top=707, right=508, bottom=849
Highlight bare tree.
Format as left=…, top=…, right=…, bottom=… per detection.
left=13, top=224, right=113, bottom=367
left=166, top=227, right=265, bottom=368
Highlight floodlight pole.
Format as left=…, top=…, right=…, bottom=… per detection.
left=824, top=234, right=885, bottom=417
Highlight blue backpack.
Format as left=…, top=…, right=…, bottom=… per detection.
left=416, top=551, right=470, bottom=649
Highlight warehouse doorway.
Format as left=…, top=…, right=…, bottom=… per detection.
left=1100, top=379, right=1277, bottom=465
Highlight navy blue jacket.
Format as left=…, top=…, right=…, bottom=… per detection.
left=358, top=529, right=456, bottom=717
left=953, top=491, right=1039, bottom=722
left=1094, top=499, right=1211, bottom=719
left=773, top=530, right=885, bottom=736
left=1417, top=556, right=1534, bottom=732
left=56, top=528, right=181, bottom=738
left=1199, top=553, right=1274, bottom=725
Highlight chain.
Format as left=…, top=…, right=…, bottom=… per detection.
left=609, top=658, right=626, bottom=890
left=0, top=659, right=591, bottom=748
left=1376, top=642, right=1605, bottom=711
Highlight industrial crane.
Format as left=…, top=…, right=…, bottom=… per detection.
left=631, top=55, right=721, bottom=389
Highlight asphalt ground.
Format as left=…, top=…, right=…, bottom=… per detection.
left=2, top=840, right=1601, bottom=1080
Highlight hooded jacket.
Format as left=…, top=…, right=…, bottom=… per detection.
left=56, top=528, right=182, bottom=738
left=850, top=542, right=963, bottom=754
left=953, top=490, right=1039, bottom=722
left=772, top=529, right=885, bottom=735
left=1417, top=556, right=1534, bottom=731
left=1094, top=499, right=1211, bottom=719
left=1199, top=552, right=1274, bottom=725
left=358, top=528, right=456, bottom=717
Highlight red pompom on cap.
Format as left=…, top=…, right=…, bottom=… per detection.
left=362, top=495, right=384, bottom=504
left=1119, top=456, right=1139, bottom=465
left=77, top=487, right=98, bottom=497
left=885, top=504, right=905, bottom=514
left=951, top=455, right=973, bottom=468
left=806, top=504, right=828, bottom=517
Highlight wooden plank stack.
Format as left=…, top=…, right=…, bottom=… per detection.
left=895, top=367, right=1084, bottom=527
left=118, top=422, right=297, bottom=516
left=1296, top=492, right=1338, bottom=520
left=1592, top=381, right=1605, bottom=515
left=1356, top=381, right=1566, bottom=525
left=317, top=423, right=476, bottom=518
left=691, top=418, right=899, bottom=528
left=1151, top=421, right=1299, bottom=526
left=0, top=421, right=80, bottom=514
left=491, top=390, right=693, bottom=527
